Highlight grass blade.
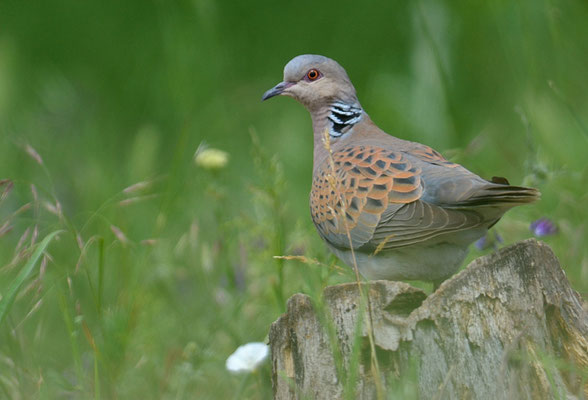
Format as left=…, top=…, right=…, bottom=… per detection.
left=0, top=230, right=63, bottom=325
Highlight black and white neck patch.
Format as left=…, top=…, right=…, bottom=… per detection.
left=328, top=101, right=363, bottom=138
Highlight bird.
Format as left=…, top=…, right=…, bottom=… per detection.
left=262, top=54, right=539, bottom=286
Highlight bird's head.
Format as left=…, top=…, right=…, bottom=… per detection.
left=262, top=55, right=358, bottom=111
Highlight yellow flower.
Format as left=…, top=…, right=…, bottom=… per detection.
left=194, top=147, right=229, bottom=170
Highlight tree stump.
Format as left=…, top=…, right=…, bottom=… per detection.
left=269, top=239, right=588, bottom=399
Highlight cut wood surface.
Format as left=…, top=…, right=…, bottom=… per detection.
left=269, top=239, right=588, bottom=399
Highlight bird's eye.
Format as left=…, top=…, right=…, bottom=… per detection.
left=306, top=69, right=321, bottom=81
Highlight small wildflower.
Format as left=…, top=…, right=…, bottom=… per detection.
left=194, top=145, right=229, bottom=170
left=225, top=342, right=269, bottom=374
left=474, top=231, right=503, bottom=251
left=530, top=218, right=557, bottom=237
left=474, top=235, right=486, bottom=250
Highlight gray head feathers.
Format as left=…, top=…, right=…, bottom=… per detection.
left=262, top=54, right=359, bottom=111
left=283, top=54, right=352, bottom=85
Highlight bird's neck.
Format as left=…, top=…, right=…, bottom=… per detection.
left=311, top=99, right=365, bottom=171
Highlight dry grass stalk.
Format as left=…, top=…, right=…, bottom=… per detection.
left=0, top=179, right=13, bottom=203
left=118, top=194, right=159, bottom=207
left=76, top=233, right=85, bottom=251
left=30, top=225, right=38, bottom=248
left=25, top=144, right=44, bottom=166
left=321, top=128, right=385, bottom=399
left=273, top=255, right=346, bottom=274
left=0, top=221, right=12, bottom=237
left=123, top=180, right=152, bottom=194
left=15, top=228, right=31, bottom=254
left=110, top=225, right=130, bottom=245
left=75, top=235, right=100, bottom=273
left=373, top=234, right=396, bottom=256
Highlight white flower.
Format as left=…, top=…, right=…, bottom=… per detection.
left=225, top=342, right=269, bottom=374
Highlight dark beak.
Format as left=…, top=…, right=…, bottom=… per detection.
left=261, top=81, right=294, bottom=101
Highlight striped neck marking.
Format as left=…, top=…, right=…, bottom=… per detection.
left=328, top=101, right=363, bottom=138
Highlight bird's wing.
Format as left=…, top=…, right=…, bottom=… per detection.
left=402, top=147, right=540, bottom=208
left=404, top=143, right=460, bottom=168
left=310, top=145, right=487, bottom=251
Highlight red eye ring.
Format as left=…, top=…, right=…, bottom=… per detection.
left=306, top=69, right=320, bottom=81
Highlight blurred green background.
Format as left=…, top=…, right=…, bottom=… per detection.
left=1, top=0, right=587, bottom=398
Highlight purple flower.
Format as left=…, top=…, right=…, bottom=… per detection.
left=475, top=231, right=503, bottom=251
left=530, top=218, right=557, bottom=237
left=474, top=235, right=487, bottom=250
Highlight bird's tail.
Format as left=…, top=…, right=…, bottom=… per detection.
left=464, top=184, right=541, bottom=207
left=454, top=182, right=541, bottom=207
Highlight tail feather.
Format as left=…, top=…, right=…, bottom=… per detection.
left=455, top=184, right=541, bottom=207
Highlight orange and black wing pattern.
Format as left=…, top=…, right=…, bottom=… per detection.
left=310, top=145, right=423, bottom=249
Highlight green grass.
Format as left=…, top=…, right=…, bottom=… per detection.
left=1, top=0, right=587, bottom=398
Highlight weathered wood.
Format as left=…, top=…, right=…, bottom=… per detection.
left=269, top=239, right=588, bottom=399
